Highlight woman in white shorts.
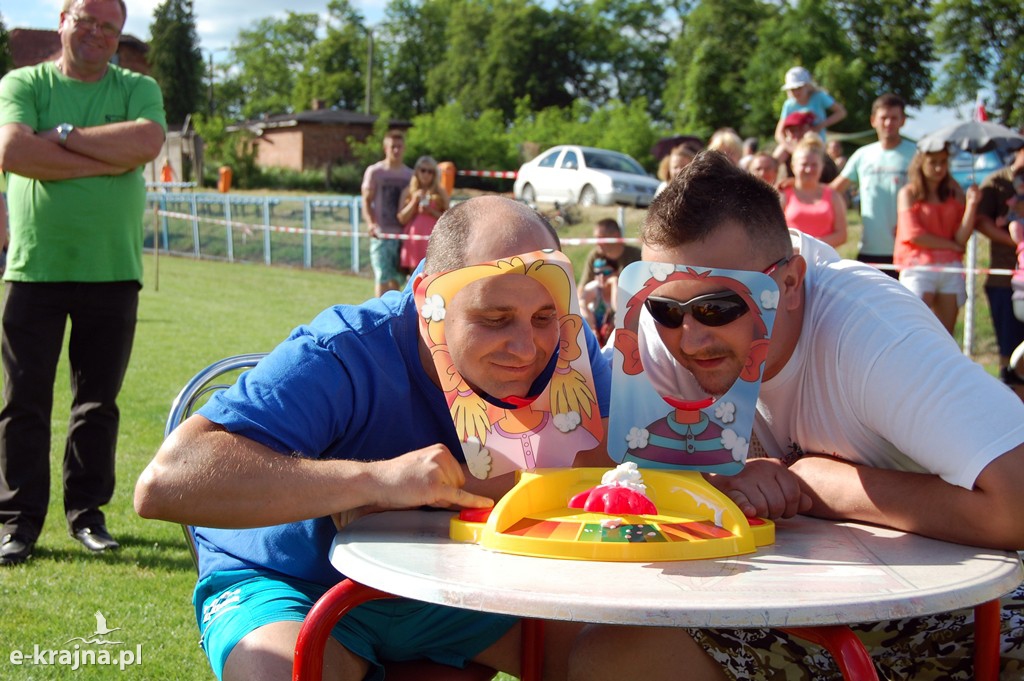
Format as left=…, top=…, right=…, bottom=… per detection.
left=894, top=145, right=981, bottom=334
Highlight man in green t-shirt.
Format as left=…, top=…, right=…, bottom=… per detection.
left=0, top=0, right=166, bottom=566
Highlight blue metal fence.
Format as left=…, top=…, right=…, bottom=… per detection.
left=146, top=192, right=364, bottom=272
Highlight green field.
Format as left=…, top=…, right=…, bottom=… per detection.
left=0, top=199, right=1005, bottom=680
left=0, top=255, right=372, bottom=680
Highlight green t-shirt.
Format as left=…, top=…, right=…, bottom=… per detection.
left=0, top=62, right=166, bottom=283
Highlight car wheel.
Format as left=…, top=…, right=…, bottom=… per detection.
left=579, top=185, right=597, bottom=207
left=521, top=184, right=536, bottom=205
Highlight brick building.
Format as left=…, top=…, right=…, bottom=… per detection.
left=9, top=28, right=151, bottom=74
left=233, top=104, right=411, bottom=171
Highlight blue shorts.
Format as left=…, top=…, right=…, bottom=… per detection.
left=194, top=569, right=517, bottom=680
left=986, top=285, right=1024, bottom=357
left=369, top=238, right=404, bottom=285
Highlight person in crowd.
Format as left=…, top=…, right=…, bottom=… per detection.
left=568, top=151, right=1024, bottom=681
left=362, top=129, right=414, bottom=297
left=826, top=139, right=847, bottom=172
left=578, top=218, right=641, bottom=294
left=135, top=195, right=612, bottom=681
left=780, top=134, right=847, bottom=248
left=894, top=146, right=979, bottom=334
left=774, top=66, right=847, bottom=146
left=1009, top=211, right=1024, bottom=390
left=580, top=256, right=618, bottom=346
left=707, top=128, right=743, bottom=165
left=830, top=93, right=917, bottom=277
left=398, top=155, right=449, bottom=273
left=773, top=111, right=839, bottom=184
left=656, top=142, right=698, bottom=196
left=0, top=0, right=166, bottom=566
left=976, top=145, right=1024, bottom=393
left=738, top=137, right=759, bottom=171
left=746, top=152, right=779, bottom=188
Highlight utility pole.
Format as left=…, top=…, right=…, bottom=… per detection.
left=364, top=28, right=373, bottom=115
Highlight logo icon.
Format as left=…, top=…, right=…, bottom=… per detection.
left=65, top=611, right=123, bottom=646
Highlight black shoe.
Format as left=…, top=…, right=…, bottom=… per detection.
left=1002, top=366, right=1024, bottom=386
left=71, top=525, right=120, bottom=553
left=0, top=533, right=35, bottom=566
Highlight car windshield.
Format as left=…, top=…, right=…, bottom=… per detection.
left=583, top=150, right=646, bottom=175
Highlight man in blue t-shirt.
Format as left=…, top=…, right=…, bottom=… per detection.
left=135, top=196, right=611, bottom=681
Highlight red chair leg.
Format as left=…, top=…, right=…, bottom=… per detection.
left=780, top=626, right=879, bottom=681
left=975, top=599, right=1000, bottom=681
left=293, top=579, right=396, bottom=681
left=521, top=618, right=544, bottom=681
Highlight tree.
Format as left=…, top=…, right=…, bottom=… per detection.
left=931, top=0, right=1024, bottom=126
left=663, top=0, right=770, bottom=137
left=228, top=12, right=319, bottom=119
left=378, top=0, right=452, bottom=119
left=147, top=0, right=204, bottom=125
left=424, top=0, right=591, bottom=122
left=293, top=0, right=368, bottom=113
left=564, top=0, right=685, bottom=120
left=834, top=0, right=933, bottom=109
left=740, top=0, right=858, bottom=138
left=0, top=15, right=12, bottom=78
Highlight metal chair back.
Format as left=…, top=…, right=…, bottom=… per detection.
left=163, top=352, right=267, bottom=569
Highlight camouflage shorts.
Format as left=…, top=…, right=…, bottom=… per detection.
left=691, top=582, right=1024, bottom=680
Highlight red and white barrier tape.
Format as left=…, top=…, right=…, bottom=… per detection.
left=154, top=210, right=1022, bottom=276
left=456, top=169, right=517, bottom=179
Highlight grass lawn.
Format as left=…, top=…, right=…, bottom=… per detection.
left=0, top=199, right=1006, bottom=680
left=1, top=255, right=372, bottom=680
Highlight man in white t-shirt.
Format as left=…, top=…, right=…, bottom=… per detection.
left=831, top=93, right=917, bottom=277
left=569, top=151, right=1024, bottom=681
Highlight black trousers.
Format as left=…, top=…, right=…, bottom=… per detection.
left=0, top=281, right=139, bottom=539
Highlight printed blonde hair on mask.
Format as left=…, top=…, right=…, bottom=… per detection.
left=419, top=253, right=596, bottom=447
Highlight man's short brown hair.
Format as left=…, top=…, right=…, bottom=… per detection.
left=871, top=93, right=906, bottom=117
left=643, top=151, right=791, bottom=259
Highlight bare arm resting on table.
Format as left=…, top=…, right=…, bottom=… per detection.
left=0, top=119, right=163, bottom=180
left=788, top=443, right=1024, bottom=550
left=133, top=414, right=494, bottom=529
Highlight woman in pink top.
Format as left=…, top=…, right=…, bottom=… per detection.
left=894, top=146, right=979, bottom=334
left=780, top=134, right=847, bottom=248
left=397, top=156, right=449, bottom=272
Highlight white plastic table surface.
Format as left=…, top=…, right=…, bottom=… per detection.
left=329, top=510, right=1023, bottom=629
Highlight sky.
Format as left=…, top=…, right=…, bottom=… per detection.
left=3, top=0, right=968, bottom=139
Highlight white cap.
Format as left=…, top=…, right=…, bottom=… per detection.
left=781, top=66, right=813, bottom=91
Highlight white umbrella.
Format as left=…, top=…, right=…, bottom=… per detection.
left=917, top=119, right=1024, bottom=156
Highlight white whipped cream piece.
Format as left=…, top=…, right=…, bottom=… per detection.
left=600, top=461, right=647, bottom=495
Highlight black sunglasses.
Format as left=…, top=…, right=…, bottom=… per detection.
left=645, top=290, right=749, bottom=329
left=594, top=267, right=615, bottom=276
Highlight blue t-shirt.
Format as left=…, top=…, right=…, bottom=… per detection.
left=780, top=91, right=835, bottom=140
left=194, top=289, right=612, bottom=586
left=839, top=139, right=917, bottom=257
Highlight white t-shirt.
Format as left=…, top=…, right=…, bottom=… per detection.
left=642, top=231, right=1024, bottom=489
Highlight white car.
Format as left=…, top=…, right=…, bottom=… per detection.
left=513, top=145, right=660, bottom=207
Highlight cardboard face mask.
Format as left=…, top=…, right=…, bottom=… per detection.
left=414, top=250, right=604, bottom=479
left=607, top=261, right=778, bottom=475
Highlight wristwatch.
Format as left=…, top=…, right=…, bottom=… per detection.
left=56, top=123, right=75, bottom=147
